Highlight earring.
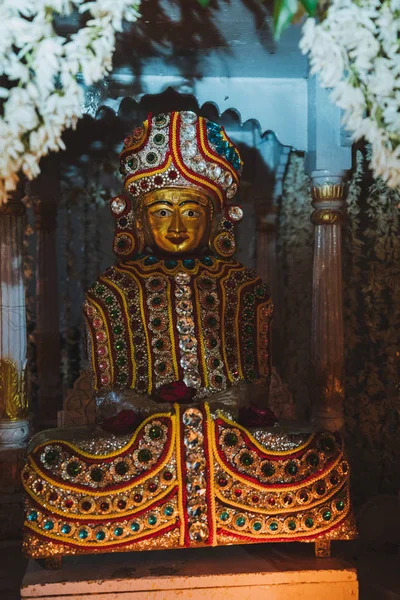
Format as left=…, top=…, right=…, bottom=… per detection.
left=111, top=195, right=144, bottom=259
left=210, top=205, right=243, bottom=258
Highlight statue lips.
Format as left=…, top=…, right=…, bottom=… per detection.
left=165, top=234, right=190, bottom=245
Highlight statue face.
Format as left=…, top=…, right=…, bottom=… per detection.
left=141, top=188, right=212, bottom=255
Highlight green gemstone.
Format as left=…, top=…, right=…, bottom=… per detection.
left=78, top=529, right=88, bottom=539
left=148, top=514, right=157, bottom=526
left=113, top=325, right=122, bottom=334
left=321, top=437, right=335, bottom=453
left=118, top=373, right=128, bottom=382
left=149, top=425, right=163, bottom=440
left=222, top=238, right=232, bottom=249
left=269, top=522, right=278, bottom=531
left=138, top=449, right=152, bottom=463
left=158, top=362, right=166, bottom=372
left=262, top=463, right=275, bottom=477
left=286, top=462, right=298, bottom=476
left=210, top=338, right=218, bottom=348
left=206, top=295, right=215, bottom=305
left=253, top=522, right=262, bottom=532
left=220, top=511, right=229, bottom=522
left=61, top=524, right=71, bottom=534
left=305, top=517, right=314, bottom=528
left=115, top=462, right=128, bottom=475
left=323, top=511, right=332, bottom=521
left=45, top=449, right=59, bottom=464
left=131, top=521, right=140, bottom=532
left=336, top=500, right=345, bottom=511
left=164, top=505, right=174, bottom=517
left=208, top=316, right=217, bottom=327
left=244, top=309, right=252, bottom=320
left=153, top=296, right=162, bottom=305
left=117, top=356, right=126, bottom=366
left=116, top=341, right=124, bottom=351
left=110, top=309, right=119, bottom=318
left=27, top=511, right=38, bottom=522
left=117, top=239, right=126, bottom=249
left=154, top=133, right=165, bottom=145
left=236, top=516, right=246, bottom=527
left=256, top=286, right=265, bottom=297
left=114, top=527, right=123, bottom=536
left=245, top=355, right=253, bottom=365
left=96, top=286, right=105, bottom=295
left=240, top=453, right=254, bottom=467
left=152, top=317, right=161, bottom=327
left=90, top=468, right=103, bottom=482
left=288, top=521, right=296, bottom=531
left=244, top=325, right=253, bottom=335
left=215, top=375, right=223, bottom=384
left=96, top=530, right=106, bottom=541
left=247, top=294, right=255, bottom=303
left=66, top=461, right=81, bottom=477
left=224, top=432, right=238, bottom=447
left=212, top=358, right=220, bottom=367
left=105, top=296, right=113, bottom=305
left=307, top=453, right=319, bottom=467
left=146, top=152, right=157, bottom=164
left=155, top=339, right=164, bottom=349
left=127, top=159, right=134, bottom=168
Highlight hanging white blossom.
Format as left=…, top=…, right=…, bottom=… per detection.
left=300, top=0, right=400, bottom=188
left=0, top=0, right=141, bottom=203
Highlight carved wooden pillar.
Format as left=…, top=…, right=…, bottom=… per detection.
left=32, top=192, right=61, bottom=425
left=310, top=171, right=347, bottom=431
left=0, top=196, right=29, bottom=447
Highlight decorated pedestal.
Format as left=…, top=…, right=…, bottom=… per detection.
left=22, top=403, right=355, bottom=567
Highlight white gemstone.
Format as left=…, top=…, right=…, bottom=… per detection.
left=177, top=317, right=195, bottom=334
left=226, top=183, right=238, bottom=199
left=179, top=336, right=198, bottom=352
left=175, top=286, right=192, bottom=300
left=181, top=111, right=198, bottom=124
left=186, top=453, right=206, bottom=472
left=176, top=300, right=192, bottom=315
left=181, top=141, right=197, bottom=159
left=184, top=429, right=204, bottom=448
left=196, top=159, right=207, bottom=173
left=183, top=408, right=203, bottom=427
left=189, top=522, right=209, bottom=542
left=175, top=272, right=191, bottom=286
left=181, top=125, right=196, bottom=140
left=227, top=205, right=244, bottom=222
left=111, top=196, right=126, bottom=215
left=207, top=164, right=222, bottom=181
left=224, top=172, right=233, bottom=188
left=180, top=354, right=198, bottom=370
left=183, top=372, right=202, bottom=389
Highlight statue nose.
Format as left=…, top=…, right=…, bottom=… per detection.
left=168, top=209, right=186, bottom=233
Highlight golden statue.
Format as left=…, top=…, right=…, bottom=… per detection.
left=21, top=111, right=355, bottom=567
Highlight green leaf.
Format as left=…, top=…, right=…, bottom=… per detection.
left=299, top=0, right=318, bottom=16
left=273, top=0, right=299, bottom=40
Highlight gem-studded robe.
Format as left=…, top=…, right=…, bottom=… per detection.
left=84, top=255, right=273, bottom=397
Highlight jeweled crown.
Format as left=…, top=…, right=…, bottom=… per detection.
left=119, top=111, right=243, bottom=209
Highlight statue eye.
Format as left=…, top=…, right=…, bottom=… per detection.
left=182, top=209, right=200, bottom=218
left=152, top=208, right=172, bottom=217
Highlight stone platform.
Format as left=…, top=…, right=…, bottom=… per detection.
left=21, top=543, right=358, bottom=599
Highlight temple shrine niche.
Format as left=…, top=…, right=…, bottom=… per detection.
left=7, top=0, right=397, bottom=598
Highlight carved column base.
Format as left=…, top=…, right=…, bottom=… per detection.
left=0, top=419, right=30, bottom=448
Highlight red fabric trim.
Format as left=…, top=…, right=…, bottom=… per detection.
left=179, top=412, right=190, bottom=547
left=120, top=118, right=153, bottom=159
left=202, top=405, right=214, bottom=546
left=123, top=151, right=171, bottom=189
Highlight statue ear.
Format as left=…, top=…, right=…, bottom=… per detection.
left=111, top=196, right=144, bottom=259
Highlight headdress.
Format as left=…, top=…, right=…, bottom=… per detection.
left=110, top=111, right=244, bottom=259
left=119, top=111, right=242, bottom=208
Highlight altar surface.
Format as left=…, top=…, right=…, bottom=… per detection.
left=21, top=544, right=358, bottom=599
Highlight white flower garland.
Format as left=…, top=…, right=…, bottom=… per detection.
left=0, top=0, right=140, bottom=203
left=300, top=0, right=400, bottom=188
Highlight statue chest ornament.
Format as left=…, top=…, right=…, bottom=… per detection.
left=84, top=256, right=272, bottom=397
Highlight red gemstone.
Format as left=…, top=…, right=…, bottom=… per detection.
left=268, top=497, right=275, bottom=505
left=82, top=501, right=92, bottom=511
left=140, top=180, right=148, bottom=189
left=35, top=482, right=43, bottom=493
left=117, top=500, right=127, bottom=510
left=299, top=492, right=308, bottom=502
left=284, top=495, right=292, bottom=504
left=136, top=351, right=145, bottom=361
left=129, top=185, right=137, bottom=195
left=133, top=493, right=143, bottom=503
left=100, top=502, right=109, bottom=511
left=163, top=471, right=173, bottom=481
left=154, top=176, right=163, bottom=185
left=252, top=495, right=260, bottom=503
left=148, top=483, right=158, bottom=493
left=168, top=170, right=178, bottom=180
left=65, top=499, right=73, bottom=508
left=234, top=489, right=242, bottom=498
left=218, top=477, right=227, bottom=487
left=330, top=474, right=339, bottom=485
left=49, top=492, right=58, bottom=502
left=317, top=485, right=326, bottom=495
